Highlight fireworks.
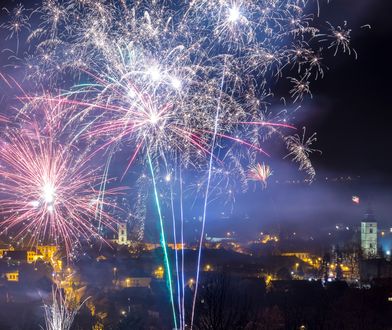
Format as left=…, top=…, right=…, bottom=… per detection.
left=284, top=127, right=321, bottom=181
left=324, top=21, right=357, bottom=58
left=0, top=120, right=121, bottom=255
left=0, top=0, right=360, bottom=329
left=248, top=163, right=273, bottom=189
left=289, top=75, right=312, bottom=103
left=0, top=115, right=9, bottom=123
left=43, top=286, right=86, bottom=330
left=1, top=0, right=355, bottom=186
left=7, top=0, right=350, bottom=168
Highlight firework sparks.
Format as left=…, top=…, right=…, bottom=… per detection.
left=323, top=21, right=358, bottom=58
left=0, top=122, right=121, bottom=255
left=1, top=0, right=354, bottom=184
left=248, top=162, right=273, bottom=189
left=6, top=0, right=343, bottom=167
left=0, top=115, right=9, bottom=123
left=284, top=127, right=321, bottom=181
left=43, top=286, right=87, bottom=330
left=289, top=74, right=312, bottom=103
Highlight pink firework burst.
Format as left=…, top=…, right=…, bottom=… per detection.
left=0, top=123, right=122, bottom=255
left=0, top=115, right=9, bottom=123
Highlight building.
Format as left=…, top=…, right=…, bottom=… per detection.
left=205, top=235, right=234, bottom=243
left=5, top=270, right=19, bottom=282
left=168, top=243, right=185, bottom=250
left=37, top=245, right=58, bottom=261
left=144, top=243, right=160, bottom=250
left=1, top=245, right=61, bottom=274
left=153, top=266, right=164, bottom=279
left=281, top=252, right=311, bottom=261
left=260, top=234, right=279, bottom=244
left=118, top=223, right=127, bottom=245
left=27, top=251, right=37, bottom=264
left=361, top=209, right=378, bottom=259
left=3, top=250, right=28, bottom=263
left=120, top=277, right=151, bottom=288
left=0, top=244, right=14, bottom=258
left=117, top=223, right=130, bottom=246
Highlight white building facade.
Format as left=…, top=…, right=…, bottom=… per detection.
left=361, top=221, right=377, bottom=259
left=117, top=223, right=129, bottom=245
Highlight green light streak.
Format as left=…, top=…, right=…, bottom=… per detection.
left=147, top=152, right=178, bottom=329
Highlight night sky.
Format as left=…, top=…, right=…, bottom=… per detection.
left=310, top=0, right=392, bottom=180
left=0, top=0, right=391, bottom=239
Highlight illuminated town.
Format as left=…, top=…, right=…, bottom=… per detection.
left=0, top=0, right=391, bottom=329
left=1, top=197, right=392, bottom=328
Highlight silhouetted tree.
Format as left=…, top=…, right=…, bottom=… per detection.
left=190, top=273, right=263, bottom=330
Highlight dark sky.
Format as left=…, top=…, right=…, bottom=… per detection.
left=0, top=0, right=391, bottom=239
left=309, top=0, right=392, bottom=180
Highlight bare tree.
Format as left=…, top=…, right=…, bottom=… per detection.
left=189, top=273, right=258, bottom=330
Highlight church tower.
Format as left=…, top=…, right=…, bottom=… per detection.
left=361, top=209, right=378, bottom=259
left=118, top=223, right=128, bottom=245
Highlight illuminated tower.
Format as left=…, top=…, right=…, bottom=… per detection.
left=118, top=223, right=128, bottom=245
left=361, top=209, right=377, bottom=259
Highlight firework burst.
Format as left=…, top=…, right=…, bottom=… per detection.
left=284, top=127, right=321, bottom=181
left=248, top=162, right=273, bottom=189
left=43, top=286, right=87, bottom=330
left=0, top=122, right=121, bottom=254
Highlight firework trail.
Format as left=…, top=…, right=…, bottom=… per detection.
left=179, top=168, right=186, bottom=329
left=147, top=152, right=177, bottom=327
left=42, top=286, right=87, bottom=330
left=0, top=114, right=9, bottom=123
left=191, top=55, right=226, bottom=328
left=168, top=172, right=183, bottom=329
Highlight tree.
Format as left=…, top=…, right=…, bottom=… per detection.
left=189, top=273, right=263, bottom=330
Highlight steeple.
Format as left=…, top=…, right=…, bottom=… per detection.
left=361, top=206, right=378, bottom=259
